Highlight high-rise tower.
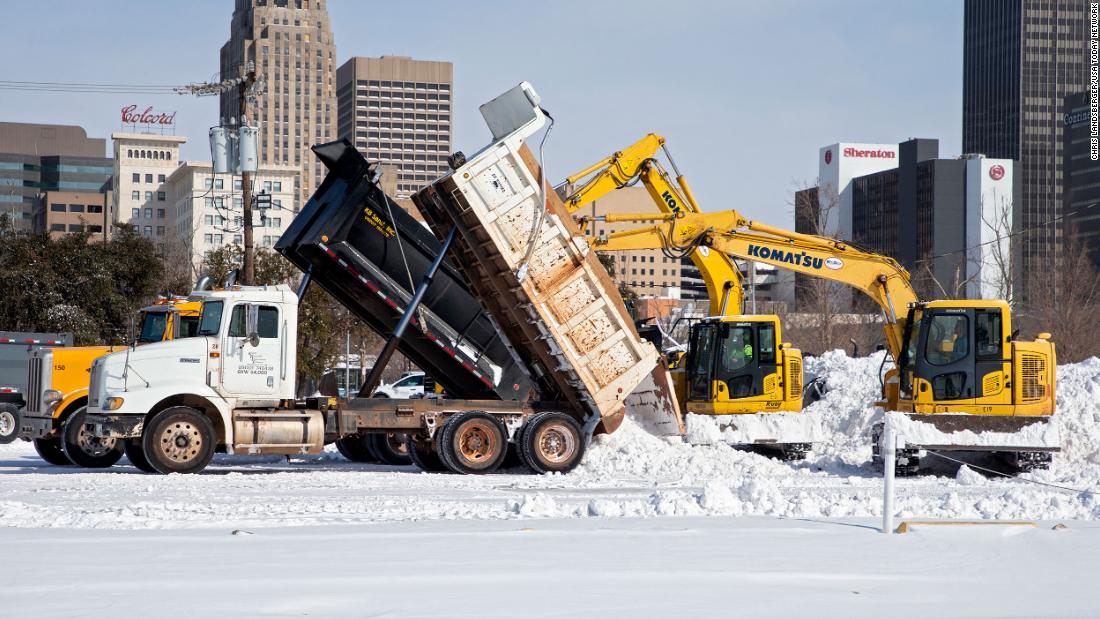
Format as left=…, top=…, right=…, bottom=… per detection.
left=962, top=0, right=1090, bottom=289
left=220, top=0, right=337, bottom=207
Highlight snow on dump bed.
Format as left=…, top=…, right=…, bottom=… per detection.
left=2, top=352, right=1100, bottom=529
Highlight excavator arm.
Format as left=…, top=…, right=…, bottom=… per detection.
left=560, top=135, right=744, bottom=316
left=590, top=210, right=919, bottom=360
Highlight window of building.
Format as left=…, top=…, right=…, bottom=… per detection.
left=157, top=209, right=165, bottom=219
left=204, top=178, right=213, bottom=189
left=88, top=225, right=102, bottom=233
left=158, top=174, right=166, bottom=183
left=157, top=191, right=166, bottom=201
left=234, top=234, right=242, bottom=244
left=132, top=173, right=140, bottom=183
left=144, top=208, right=152, bottom=219
left=50, top=203, right=65, bottom=212
left=145, top=174, right=153, bottom=183
left=131, top=208, right=140, bottom=219
left=143, top=226, right=152, bottom=236
left=213, top=234, right=223, bottom=244
left=88, top=205, right=102, bottom=214
left=68, top=204, right=84, bottom=213
left=50, top=223, right=65, bottom=232
left=263, top=181, right=272, bottom=192
left=144, top=191, right=153, bottom=201
left=204, top=197, right=214, bottom=208
left=273, top=181, right=282, bottom=192
left=214, top=178, right=224, bottom=189
left=156, top=226, right=164, bottom=236
left=234, top=179, right=242, bottom=190
left=203, top=233, right=213, bottom=244
left=204, top=215, right=213, bottom=226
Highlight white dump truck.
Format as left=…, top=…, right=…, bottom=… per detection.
left=85, top=82, right=682, bottom=475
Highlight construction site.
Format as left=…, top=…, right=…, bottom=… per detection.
left=2, top=1, right=1100, bottom=617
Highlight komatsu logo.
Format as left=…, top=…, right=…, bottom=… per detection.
left=660, top=190, right=683, bottom=214
left=747, top=244, right=842, bottom=270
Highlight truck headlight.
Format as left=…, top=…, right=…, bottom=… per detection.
left=103, top=397, right=125, bottom=411
left=42, top=390, right=63, bottom=405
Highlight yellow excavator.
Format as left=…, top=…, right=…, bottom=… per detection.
left=590, top=207, right=1057, bottom=473
left=560, top=135, right=809, bottom=458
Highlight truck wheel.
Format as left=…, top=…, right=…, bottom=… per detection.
left=520, top=412, right=586, bottom=474
left=61, top=407, right=123, bottom=468
left=406, top=435, right=447, bottom=472
left=367, top=432, right=412, bottom=466
left=34, top=436, right=71, bottom=466
left=123, top=438, right=157, bottom=473
left=0, top=404, right=20, bottom=444
left=142, top=407, right=216, bottom=474
left=437, top=411, right=507, bottom=474
left=335, top=434, right=377, bottom=463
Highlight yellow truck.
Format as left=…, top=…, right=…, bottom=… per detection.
left=18, top=297, right=201, bottom=467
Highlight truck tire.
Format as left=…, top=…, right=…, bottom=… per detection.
left=61, top=407, right=123, bottom=468
left=0, top=403, right=21, bottom=444
left=123, top=438, right=157, bottom=473
left=34, top=436, right=71, bottom=465
left=335, top=434, right=377, bottom=463
left=142, top=407, right=216, bottom=474
left=366, top=432, right=412, bottom=466
left=406, top=435, right=447, bottom=472
left=437, top=411, right=508, bottom=474
left=520, top=412, right=586, bottom=474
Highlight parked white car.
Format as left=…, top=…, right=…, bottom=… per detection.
left=371, top=372, right=425, bottom=399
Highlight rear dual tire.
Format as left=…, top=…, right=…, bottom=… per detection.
left=518, top=412, right=586, bottom=475
left=34, top=436, right=71, bottom=465
left=336, top=433, right=412, bottom=466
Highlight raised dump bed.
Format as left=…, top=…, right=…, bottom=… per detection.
left=412, top=83, right=682, bottom=436
left=275, top=140, right=534, bottom=401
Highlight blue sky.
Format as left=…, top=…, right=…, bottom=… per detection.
left=0, top=0, right=962, bottom=224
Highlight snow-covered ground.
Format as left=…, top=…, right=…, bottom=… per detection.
left=3, top=352, right=1100, bottom=616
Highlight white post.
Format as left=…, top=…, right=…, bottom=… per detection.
left=882, top=414, right=895, bottom=534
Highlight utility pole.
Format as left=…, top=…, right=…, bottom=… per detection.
left=176, top=62, right=263, bottom=284
left=237, top=76, right=256, bottom=285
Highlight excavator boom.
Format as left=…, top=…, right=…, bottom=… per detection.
left=561, top=135, right=744, bottom=316
left=595, top=211, right=918, bottom=359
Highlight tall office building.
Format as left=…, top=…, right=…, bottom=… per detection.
left=1062, top=91, right=1100, bottom=265
left=962, top=0, right=1090, bottom=288
left=219, top=0, right=336, bottom=206
left=336, top=56, right=454, bottom=198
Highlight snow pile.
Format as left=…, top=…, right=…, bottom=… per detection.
left=3, top=352, right=1100, bottom=529
left=570, top=351, right=1100, bottom=521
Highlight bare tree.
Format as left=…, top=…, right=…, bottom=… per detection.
left=1020, top=231, right=1100, bottom=363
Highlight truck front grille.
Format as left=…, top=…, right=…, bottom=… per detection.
left=88, top=363, right=102, bottom=408
left=26, top=356, right=43, bottom=413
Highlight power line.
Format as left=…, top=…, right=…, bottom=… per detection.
left=912, top=201, right=1100, bottom=266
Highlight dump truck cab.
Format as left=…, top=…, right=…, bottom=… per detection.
left=19, top=298, right=205, bottom=468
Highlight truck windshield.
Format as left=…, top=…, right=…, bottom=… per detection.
left=198, top=301, right=224, bottom=336
left=137, top=312, right=169, bottom=343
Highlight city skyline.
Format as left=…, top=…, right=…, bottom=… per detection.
left=0, top=0, right=964, bottom=226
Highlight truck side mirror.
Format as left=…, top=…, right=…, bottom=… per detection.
left=246, top=305, right=260, bottom=346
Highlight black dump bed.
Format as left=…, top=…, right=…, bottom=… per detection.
left=275, top=140, right=534, bottom=401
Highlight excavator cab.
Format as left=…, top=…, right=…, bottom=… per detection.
left=682, top=315, right=802, bottom=414
left=895, top=300, right=1055, bottom=416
